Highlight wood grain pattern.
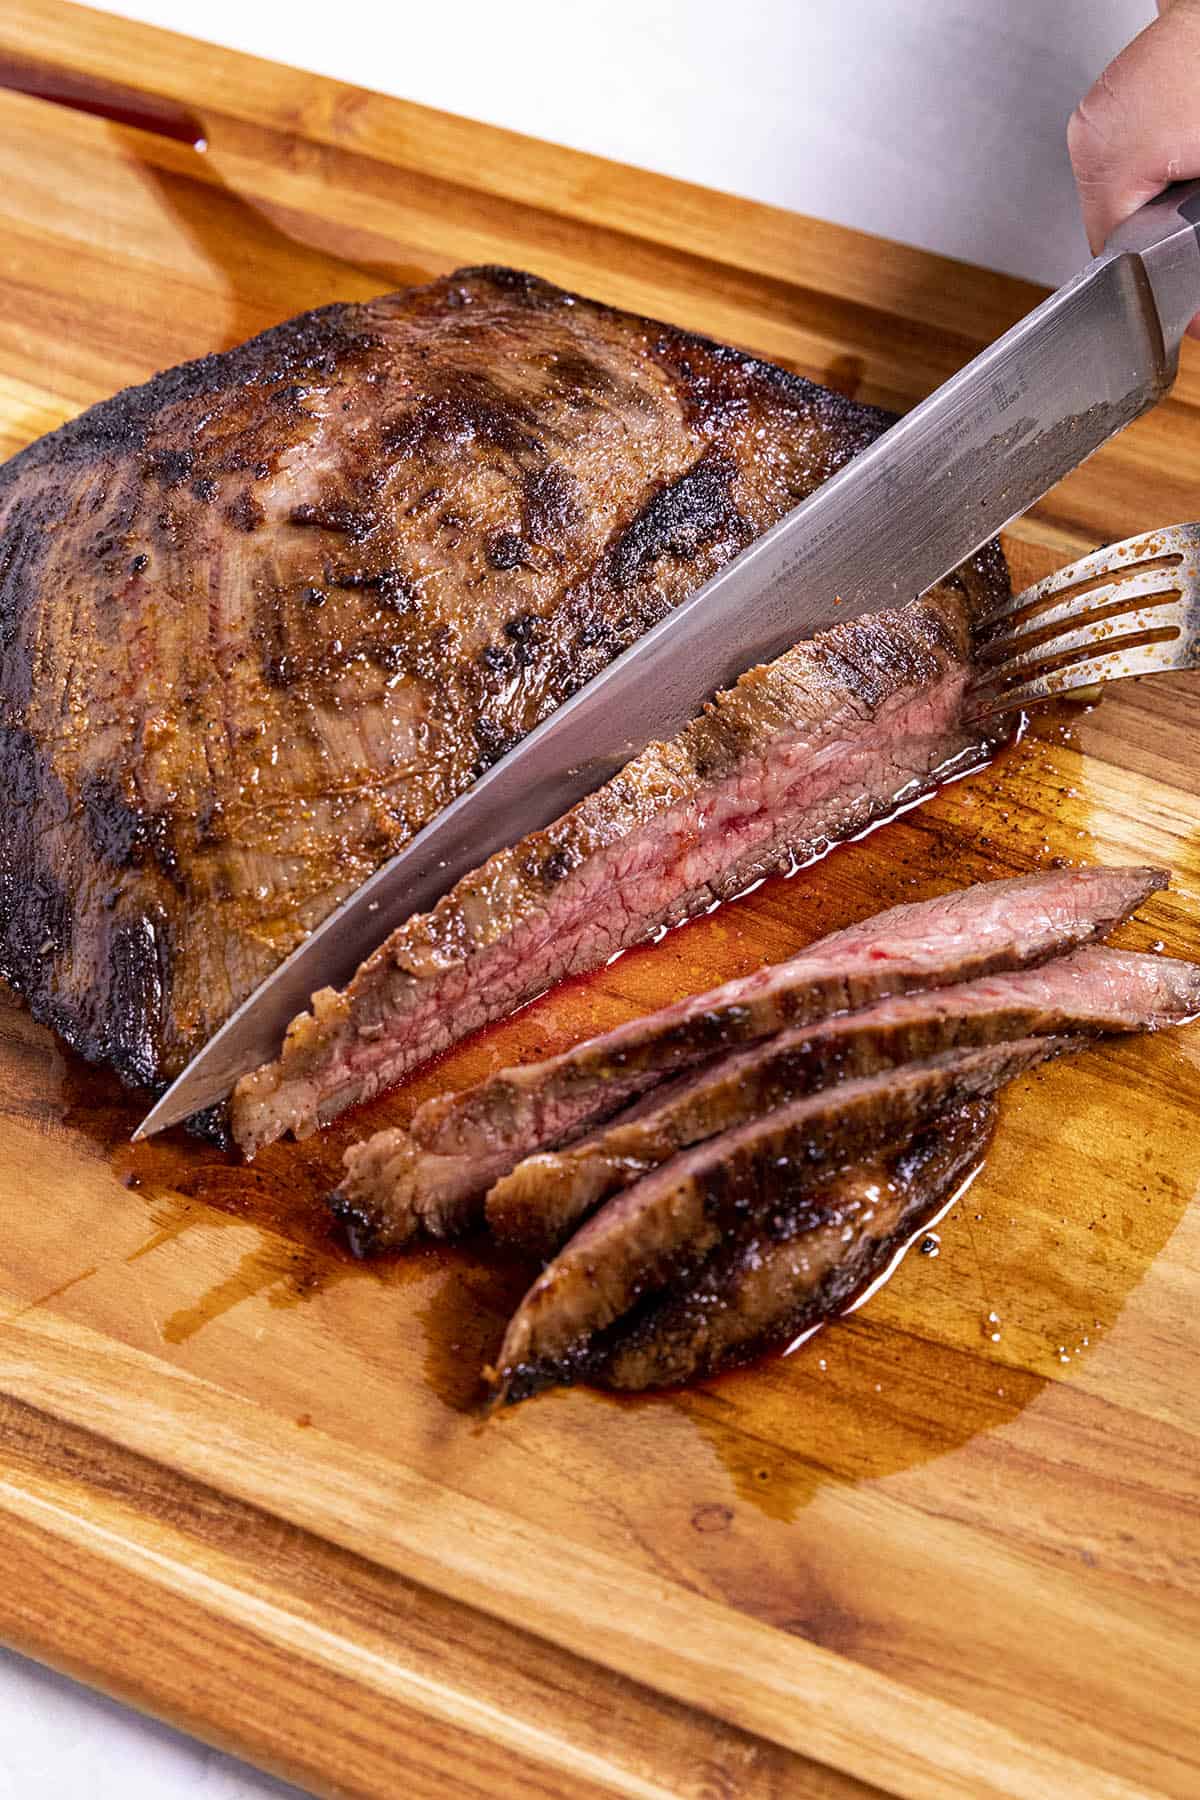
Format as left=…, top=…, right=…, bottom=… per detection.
left=0, top=4, right=1197, bottom=1797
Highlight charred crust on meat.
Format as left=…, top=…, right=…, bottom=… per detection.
left=145, top=447, right=194, bottom=488
left=492, top=1357, right=576, bottom=1406
left=649, top=319, right=893, bottom=446
left=368, top=642, right=406, bottom=675
left=107, top=909, right=172, bottom=1089
left=0, top=726, right=73, bottom=994
left=407, top=484, right=444, bottom=516
left=0, top=863, right=72, bottom=993
left=328, top=1191, right=383, bottom=1259
left=543, top=351, right=615, bottom=401
left=290, top=501, right=378, bottom=541
left=81, top=775, right=183, bottom=887
left=0, top=264, right=1012, bottom=1101
left=184, top=1101, right=233, bottom=1148
left=384, top=369, right=547, bottom=465
left=0, top=862, right=71, bottom=976
left=227, top=489, right=265, bottom=533
left=607, top=454, right=745, bottom=590
left=591, top=1107, right=995, bottom=1389
left=473, top=716, right=521, bottom=767
left=0, top=505, right=47, bottom=698
left=453, top=265, right=566, bottom=303
left=539, top=848, right=574, bottom=885
left=502, top=613, right=542, bottom=667
left=270, top=382, right=312, bottom=409
left=486, top=531, right=527, bottom=571
left=327, top=565, right=414, bottom=605
left=0, top=304, right=379, bottom=477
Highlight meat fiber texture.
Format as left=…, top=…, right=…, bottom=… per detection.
left=324, top=864, right=1196, bottom=1403
left=595, top=1100, right=996, bottom=1392
left=330, top=866, right=1171, bottom=1252
left=0, top=263, right=1004, bottom=1098
left=485, top=944, right=1200, bottom=1258
left=490, top=1039, right=1066, bottom=1401
left=234, top=582, right=1005, bottom=1151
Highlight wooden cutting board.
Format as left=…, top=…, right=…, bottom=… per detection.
left=1, top=5, right=1198, bottom=1796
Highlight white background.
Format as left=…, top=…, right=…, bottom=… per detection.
left=1, top=1, right=1154, bottom=1795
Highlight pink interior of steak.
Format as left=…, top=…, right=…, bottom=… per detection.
left=233, top=641, right=982, bottom=1151
left=481, top=940, right=1195, bottom=1257
left=415, top=864, right=1166, bottom=1163
left=2, top=263, right=915, bottom=1095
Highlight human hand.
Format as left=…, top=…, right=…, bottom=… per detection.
left=1069, top=1, right=1200, bottom=331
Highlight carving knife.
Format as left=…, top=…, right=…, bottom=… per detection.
left=136, top=182, right=1200, bottom=1137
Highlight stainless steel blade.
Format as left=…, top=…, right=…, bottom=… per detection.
left=137, top=196, right=1200, bottom=1138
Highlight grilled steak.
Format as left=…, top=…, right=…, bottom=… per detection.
left=3, top=266, right=1002, bottom=1094
left=330, top=866, right=1165, bottom=1250
left=596, top=1100, right=994, bottom=1391
left=490, top=1037, right=1067, bottom=1402
left=486, top=946, right=1200, bottom=1256
left=235, top=583, right=1004, bottom=1151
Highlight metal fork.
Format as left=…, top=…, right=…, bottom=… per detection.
left=965, top=523, right=1200, bottom=721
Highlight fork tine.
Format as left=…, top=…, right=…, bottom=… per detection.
left=979, top=566, right=1184, bottom=656
left=980, top=521, right=1200, bottom=629
left=964, top=638, right=1187, bottom=722
left=968, top=520, right=1200, bottom=721
left=980, top=598, right=1187, bottom=683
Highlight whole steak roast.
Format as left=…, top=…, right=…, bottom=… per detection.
left=0, top=265, right=1007, bottom=1095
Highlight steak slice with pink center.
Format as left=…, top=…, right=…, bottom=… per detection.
left=485, top=944, right=1199, bottom=1256
left=9, top=262, right=1010, bottom=1100
left=489, top=1037, right=1074, bottom=1402
left=233, top=586, right=1001, bottom=1153
left=329, top=866, right=1166, bottom=1251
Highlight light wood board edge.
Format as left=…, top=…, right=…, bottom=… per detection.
left=0, top=1307, right=1162, bottom=1800
left=1, top=1392, right=878, bottom=1800
left=0, top=6, right=1192, bottom=1797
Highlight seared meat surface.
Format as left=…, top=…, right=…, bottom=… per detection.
left=490, top=1038, right=1065, bottom=1402
left=316, top=864, right=1193, bottom=1404
left=330, top=866, right=1166, bottom=1251
left=3, top=264, right=966, bottom=1091
left=235, top=582, right=1007, bottom=1151
left=597, top=1100, right=995, bottom=1391
left=486, top=945, right=1200, bottom=1256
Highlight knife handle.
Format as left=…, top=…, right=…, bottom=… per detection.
left=1104, top=179, right=1200, bottom=360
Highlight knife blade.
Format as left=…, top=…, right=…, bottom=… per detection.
left=136, top=181, right=1200, bottom=1139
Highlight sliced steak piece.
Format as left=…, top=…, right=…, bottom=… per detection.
left=326, top=865, right=1165, bottom=1248
left=397, top=863, right=1163, bottom=1159
left=490, top=1036, right=1069, bottom=1402
left=2, top=262, right=1006, bottom=1096
left=331, top=1085, right=623, bottom=1254
left=597, top=1099, right=995, bottom=1391
left=233, top=585, right=1003, bottom=1153
left=487, top=945, right=1200, bottom=1256
left=332, top=1133, right=501, bottom=1257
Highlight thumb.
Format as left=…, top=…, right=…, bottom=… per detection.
left=1069, top=0, right=1200, bottom=254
